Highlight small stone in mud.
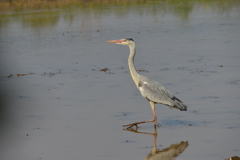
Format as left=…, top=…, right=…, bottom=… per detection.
left=189, top=124, right=192, bottom=126
left=8, top=74, right=13, bottom=78
left=161, top=68, right=169, bottom=71
left=17, top=74, right=28, bottom=76
left=100, top=68, right=109, bottom=72
left=219, top=65, right=223, bottom=67
left=137, top=69, right=148, bottom=72
left=226, top=156, right=240, bottom=160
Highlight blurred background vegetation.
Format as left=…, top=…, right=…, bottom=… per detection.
left=0, top=0, right=239, bottom=14
left=0, top=0, right=239, bottom=31
left=0, top=0, right=211, bottom=12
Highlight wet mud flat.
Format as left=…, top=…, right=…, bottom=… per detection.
left=0, top=1, right=240, bottom=160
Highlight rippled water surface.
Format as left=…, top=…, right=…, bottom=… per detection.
left=0, top=0, right=240, bottom=160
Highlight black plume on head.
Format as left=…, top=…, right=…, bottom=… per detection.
left=125, top=37, right=134, bottom=41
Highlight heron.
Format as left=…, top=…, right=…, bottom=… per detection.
left=107, top=37, right=187, bottom=128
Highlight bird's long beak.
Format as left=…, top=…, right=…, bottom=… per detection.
left=107, top=39, right=125, bottom=43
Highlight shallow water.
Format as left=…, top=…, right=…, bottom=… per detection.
left=0, top=0, right=240, bottom=160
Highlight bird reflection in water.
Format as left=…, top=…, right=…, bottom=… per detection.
left=124, top=128, right=188, bottom=160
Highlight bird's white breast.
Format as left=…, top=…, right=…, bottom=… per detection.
left=138, top=81, right=148, bottom=95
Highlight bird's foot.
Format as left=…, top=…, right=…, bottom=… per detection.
left=123, top=119, right=157, bottom=129
left=155, top=123, right=161, bottom=128
left=123, top=123, right=139, bottom=129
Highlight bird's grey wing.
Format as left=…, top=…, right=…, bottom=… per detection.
left=138, top=78, right=172, bottom=104
left=138, top=77, right=187, bottom=111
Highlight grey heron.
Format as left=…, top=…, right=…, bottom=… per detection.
left=107, top=37, right=187, bottom=128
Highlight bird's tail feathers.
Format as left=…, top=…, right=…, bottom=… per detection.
left=170, top=96, right=187, bottom=111
left=167, top=101, right=187, bottom=111
left=173, top=103, right=187, bottom=111
left=168, top=104, right=187, bottom=111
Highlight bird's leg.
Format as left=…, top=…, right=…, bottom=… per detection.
left=123, top=101, right=157, bottom=128
left=150, top=101, right=157, bottom=128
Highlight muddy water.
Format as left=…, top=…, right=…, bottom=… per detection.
left=0, top=1, right=240, bottom=160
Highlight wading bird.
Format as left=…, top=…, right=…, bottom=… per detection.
left=107, top=38, right=187, bottom=128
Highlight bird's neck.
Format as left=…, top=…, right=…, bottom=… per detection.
left=128, top=44, right=139, bottom=86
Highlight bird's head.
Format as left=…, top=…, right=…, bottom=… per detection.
left=107, top=37, right=134, bottom=46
